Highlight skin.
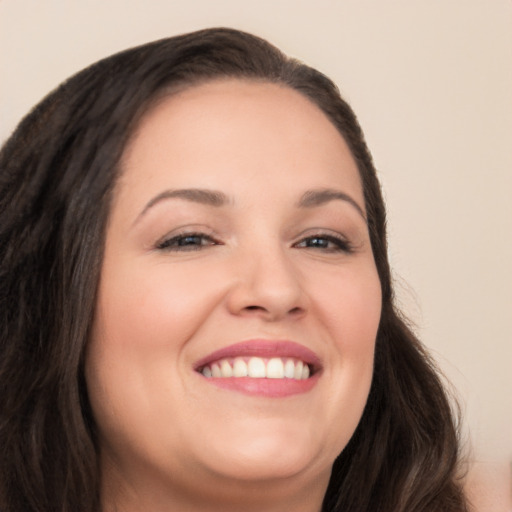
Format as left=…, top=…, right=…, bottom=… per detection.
left=86, top=79, right=382, bottom=512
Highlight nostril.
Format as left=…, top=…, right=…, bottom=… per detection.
left=243, top=305, right=303, bottom=316
left=246, top=305, right=264, bottom=311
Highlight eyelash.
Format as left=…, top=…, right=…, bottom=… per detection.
left=156, top=231, right=353, bottom=254
left=156, top=232, right=220, bottom=251
left=293, top=233, right=354, bottom=253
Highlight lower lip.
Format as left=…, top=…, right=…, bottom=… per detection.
left=199, top=374, right=320, bottom=397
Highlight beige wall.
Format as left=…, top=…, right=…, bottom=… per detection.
left=1, top=0, right=510, bottom=464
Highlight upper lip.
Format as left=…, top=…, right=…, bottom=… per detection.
left=194, top=339, right=322, bottom=372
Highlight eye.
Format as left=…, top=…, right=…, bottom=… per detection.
left=294, top=233, right=353, bottom=253
left=156, top=232, right=219, bottom=252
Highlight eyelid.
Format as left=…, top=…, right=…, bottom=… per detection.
left=293, top=229, right=355, bottom=253
left=154, top=227, right=221, bottom=251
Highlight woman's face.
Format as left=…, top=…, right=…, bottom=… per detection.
left=86, top=80, right=381, bottom=502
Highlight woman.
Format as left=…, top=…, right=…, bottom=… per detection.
left=0, top=28, right=468, bottom=511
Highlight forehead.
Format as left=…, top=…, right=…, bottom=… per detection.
left=118, top=79, right=363, bottom=204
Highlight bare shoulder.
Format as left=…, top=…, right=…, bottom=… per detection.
left=464, top=461, right=512, bottom=512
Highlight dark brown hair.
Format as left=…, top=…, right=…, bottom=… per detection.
left=0, top=28, right=468, bottom=511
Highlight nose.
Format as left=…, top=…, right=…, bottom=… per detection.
left=225, top=244, right=306, bottom=322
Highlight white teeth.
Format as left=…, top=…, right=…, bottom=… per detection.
left=248, top=357, right=266, bottom=378
left=200, top=357, right=312, bottom=380
left=233, top=358, right=248, bottom=377
left=266, top=358, right=284, bottom=379
left=211, top=363, right=222, bottom=378
left=293, top=360, right=303, bottom=380
left=220, top=360, right=233, bottom=378
left=284, top=359, right=295, bottom=378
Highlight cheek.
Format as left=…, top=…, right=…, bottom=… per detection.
left=307, top=264, right=381, bottom=441
left=94, top=258, right=228, bottom=356
left=85, top=260, right=229, bottom=455
left=313, top=264, right=382, bottom=354
left=337, top=278, right=381, bottom=390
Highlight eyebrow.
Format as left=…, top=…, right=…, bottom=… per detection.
left=134, top=186, right=366, bottom=225
left=297, top=188, right=366, bottom=220
left=135, top=188, right=229, bottom=224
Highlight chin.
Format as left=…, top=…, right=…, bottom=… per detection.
left=196, top=421, right=329, bottom=482
left=211, top=450, right=314, bottom=482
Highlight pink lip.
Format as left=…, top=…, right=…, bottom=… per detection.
left=194, top=339, right=322, bottom=370
left=194, top=339, right=322, bottom=398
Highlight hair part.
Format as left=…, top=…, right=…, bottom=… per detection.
left=0, top=27, right=467, bottom=511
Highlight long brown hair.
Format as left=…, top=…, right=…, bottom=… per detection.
left=0, top=27, right=468, bottom=511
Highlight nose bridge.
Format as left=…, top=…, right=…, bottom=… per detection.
left=227, top=235, right=305, bottom=319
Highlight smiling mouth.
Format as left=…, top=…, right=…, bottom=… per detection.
left=194, top=340, right=321, bottom=397
left=199, top=356, right=312, bottom=380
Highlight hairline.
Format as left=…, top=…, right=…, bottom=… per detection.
left=115, top=75, right=370, bottom=225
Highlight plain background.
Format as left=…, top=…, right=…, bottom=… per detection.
left=1, top=0, right=510, bottom=466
